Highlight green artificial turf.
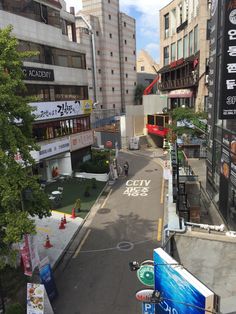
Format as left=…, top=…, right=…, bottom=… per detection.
left=45, top=178, right=106, bottom=218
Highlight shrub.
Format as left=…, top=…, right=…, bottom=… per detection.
left=6, top=303, right=24, bottom=314
left=84, top=185, right=90, bottom=197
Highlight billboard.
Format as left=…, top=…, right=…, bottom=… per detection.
left=154, top=248, right=215, bottom=314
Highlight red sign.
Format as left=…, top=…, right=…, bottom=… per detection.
left=105, top=141, right=113, bottom=148
left=170, top=58, right=184, bottom=68
left=136, top=289, right=155, bottom=302
left=146, top=124, right=169, bottom=137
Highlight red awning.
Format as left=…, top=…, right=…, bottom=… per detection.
left=168, top=89, right=193, bottom=98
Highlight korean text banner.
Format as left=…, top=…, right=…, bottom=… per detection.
left=153, top=248, right=215, bottom=314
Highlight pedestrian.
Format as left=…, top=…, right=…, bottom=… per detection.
left=123, top=161, right=129, bottom=176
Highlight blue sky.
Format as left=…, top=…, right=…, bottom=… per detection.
left=65, top=0, right=172, bottom=63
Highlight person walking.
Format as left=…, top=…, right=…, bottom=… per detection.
left=123, top=161, right=129, bottom=176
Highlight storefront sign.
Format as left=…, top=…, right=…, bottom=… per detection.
left=137, top=265, right=155, bottom=287
left=31, top=100, right=92, bottom=121
left=219, top=0, right=236, bottom=119
left=168, top=89, right=193, bottom=98
left=70, top=130, right=94, bottom=151
left=39, top=263, right=58, bottom=301
left=22, top=66, right=54, bottom=81
left=154, top=248, right=216, bottom=314
left=39, top=138, right=70, bottom=159
left=20, top=234, right=40, bottom=277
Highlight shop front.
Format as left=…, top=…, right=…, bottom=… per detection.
left=168, top=89, right=194, bottom=109
left=70, top=130, right=94, bottom=170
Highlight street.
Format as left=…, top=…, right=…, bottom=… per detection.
left=53, top=150, right=165, bottom=314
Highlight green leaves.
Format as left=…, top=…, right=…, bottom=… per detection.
left=0, top=26, right=51, bottom=269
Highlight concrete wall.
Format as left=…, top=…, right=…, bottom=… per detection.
left=172, top=232, right=236, bottom=314
left=143, top=95, right=168, bottom=115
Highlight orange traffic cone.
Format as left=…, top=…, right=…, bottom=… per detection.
left=63, top=214, right=67, bottom=224
left=71, top=208, right=76, bottom=219
left=59, top=217, right=65, bottom=229
left=44, top=235, right=53, bottom=248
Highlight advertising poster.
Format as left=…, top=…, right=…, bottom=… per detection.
left=20, top=235, right=39, bottom=276
left=27, top=283, right=44, bottom=314
left=219, top=0, right=236, bottom=119
left=154, top=248, right=215, bottom=314
left=230, top=134, right=236, bottom=187
left=39, top=263, right=58, bottom=301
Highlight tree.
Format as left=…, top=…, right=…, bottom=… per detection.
left=134, top=84, right=145, bottom=105
left=167, top=107, right=207, bottom=142
left=0, top=26, right=51, bottom=271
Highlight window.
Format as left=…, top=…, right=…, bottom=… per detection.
left=108, top=0, right=110, bottom=2
left=112, top=87, right=115, bottom=92
left=100, top=87, right=102, bottom=91
left=124, top=39, right=127, bottom=44
left=113, top=104, right=115, bottom=108
left=183, top=35, right=188, bottom=58
left=194, top=25, right=198, bottom=53
left=98, top=69, right=101, bottom=74
left=177, top=39, right=183, bottom=59
left=110, top=52, right=113, bottom=57
left=111, top=69, right=114, bottom=74
left=171, top=9, right=176, bottom=35
left=189, top=30, right=193, bottom=55
left=164, top=46, right=169, bottom=66
left=109, top=14, right=111, bottom=20
left=141, top=66, right=145, bottom=71
left=96, top=31, right=99, bottom=36
left=125, top=57, right=128, bottom=61
left=125, top=73, right=128, bottom=78
left=97, top=50, right=100, bottom=55
left=206, top=20, right=211, bottom=40
left=179, top=3, right=183, bottom=25
left=134, top=66, right=136, bottom=71
left=124, top=22, right=126, bottom=27
left=164, top=13, right=169, bottom=38
left=171, top=43, right=176, bottom=62
left=109, top=33, right=112, bottom=38
left=126, top=90, right=128, bottom=94
left=134, top=82, right=136, bottom=86
left=133, top=50, right=136, bottom=55
left=133, top=34, right=135, bottom=39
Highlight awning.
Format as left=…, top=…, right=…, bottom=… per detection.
left=168, top=89, right=193, bottom=98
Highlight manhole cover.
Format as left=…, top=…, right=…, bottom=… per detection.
left=145, top=169, right=153, bottom=172
left=97, top=208, right=111, bottom=214
left=117, top=241, right=134, bottom=251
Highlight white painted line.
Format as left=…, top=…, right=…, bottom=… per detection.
left=73, top=229, right=91, bottom=258
left=101, top=188, right=112, bottom=208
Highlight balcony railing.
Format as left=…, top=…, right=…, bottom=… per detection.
left=159, top=75, right=196, bottom=90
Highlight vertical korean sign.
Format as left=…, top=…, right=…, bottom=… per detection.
left=219, top=0, right=236, bottom=119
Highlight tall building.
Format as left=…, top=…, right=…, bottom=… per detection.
left=207, top=0, right=236, bottom=230
left=159, top=0, right=210, bottom=112
left=0, top=0, right=93, bottom=181
left=75, top=0, right=137, bottom=112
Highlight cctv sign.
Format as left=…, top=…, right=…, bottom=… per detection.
left=142, top=302, right=155, bottom=314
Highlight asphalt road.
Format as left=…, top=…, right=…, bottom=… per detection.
left=53, top=150, right=165, bottom=314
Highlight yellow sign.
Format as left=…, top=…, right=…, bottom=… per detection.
left=82, top=99, right=93, bottom=114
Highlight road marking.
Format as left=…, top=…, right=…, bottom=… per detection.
left=157, top=218, right=163, bottom=242
left=36, top=226, right=51, bottom=234
left=73, top=229, right=91, bottom=259
left=160, top=178, right=165, bottom=204
left=101, top=188, right=112, bottom=208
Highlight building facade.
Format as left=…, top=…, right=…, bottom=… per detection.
left=75, top=0, right=137, bottom=112
left=207, top=0, right=236, bottom=230
left=159, top=0, right=210, bottom=112
left=0, top=0, right=93, bottom=182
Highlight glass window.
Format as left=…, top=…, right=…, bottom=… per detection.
left=171, top=43, right=176, bottom=62
left=171, top=9, right=176, bottom=35
left=189, top=31, right=193, bottom=55
left=164, top=46, right=169, bottom=66
left=57, top=55, right=68, bottom=67
left=141, top=66, right=145, bottom=71
left=177, top=39, right=183, bottom=59
left=183, top=35, right=188, bottom=58
left=194, top=25, right=198, bottom=52
left=164, top=13, right=169, bottom=38
left=206, top=20, right=211, bottom=40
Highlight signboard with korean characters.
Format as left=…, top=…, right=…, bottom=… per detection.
left=219, top=0, right=236, bottom=119
left=70, top=130, right=94, bottom=152
left=30, top=100, right=92, bottom=121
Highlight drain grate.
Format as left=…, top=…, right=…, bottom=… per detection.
left=117, top=241, right=134, bottom=251
left=97, top=208, right=111, bottom=214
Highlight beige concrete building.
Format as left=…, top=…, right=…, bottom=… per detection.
left=159, top=0, right=210, bottom=112
left=137, top=50, right=159, bottom=74
left=75, top=0, right=137, bottom=112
